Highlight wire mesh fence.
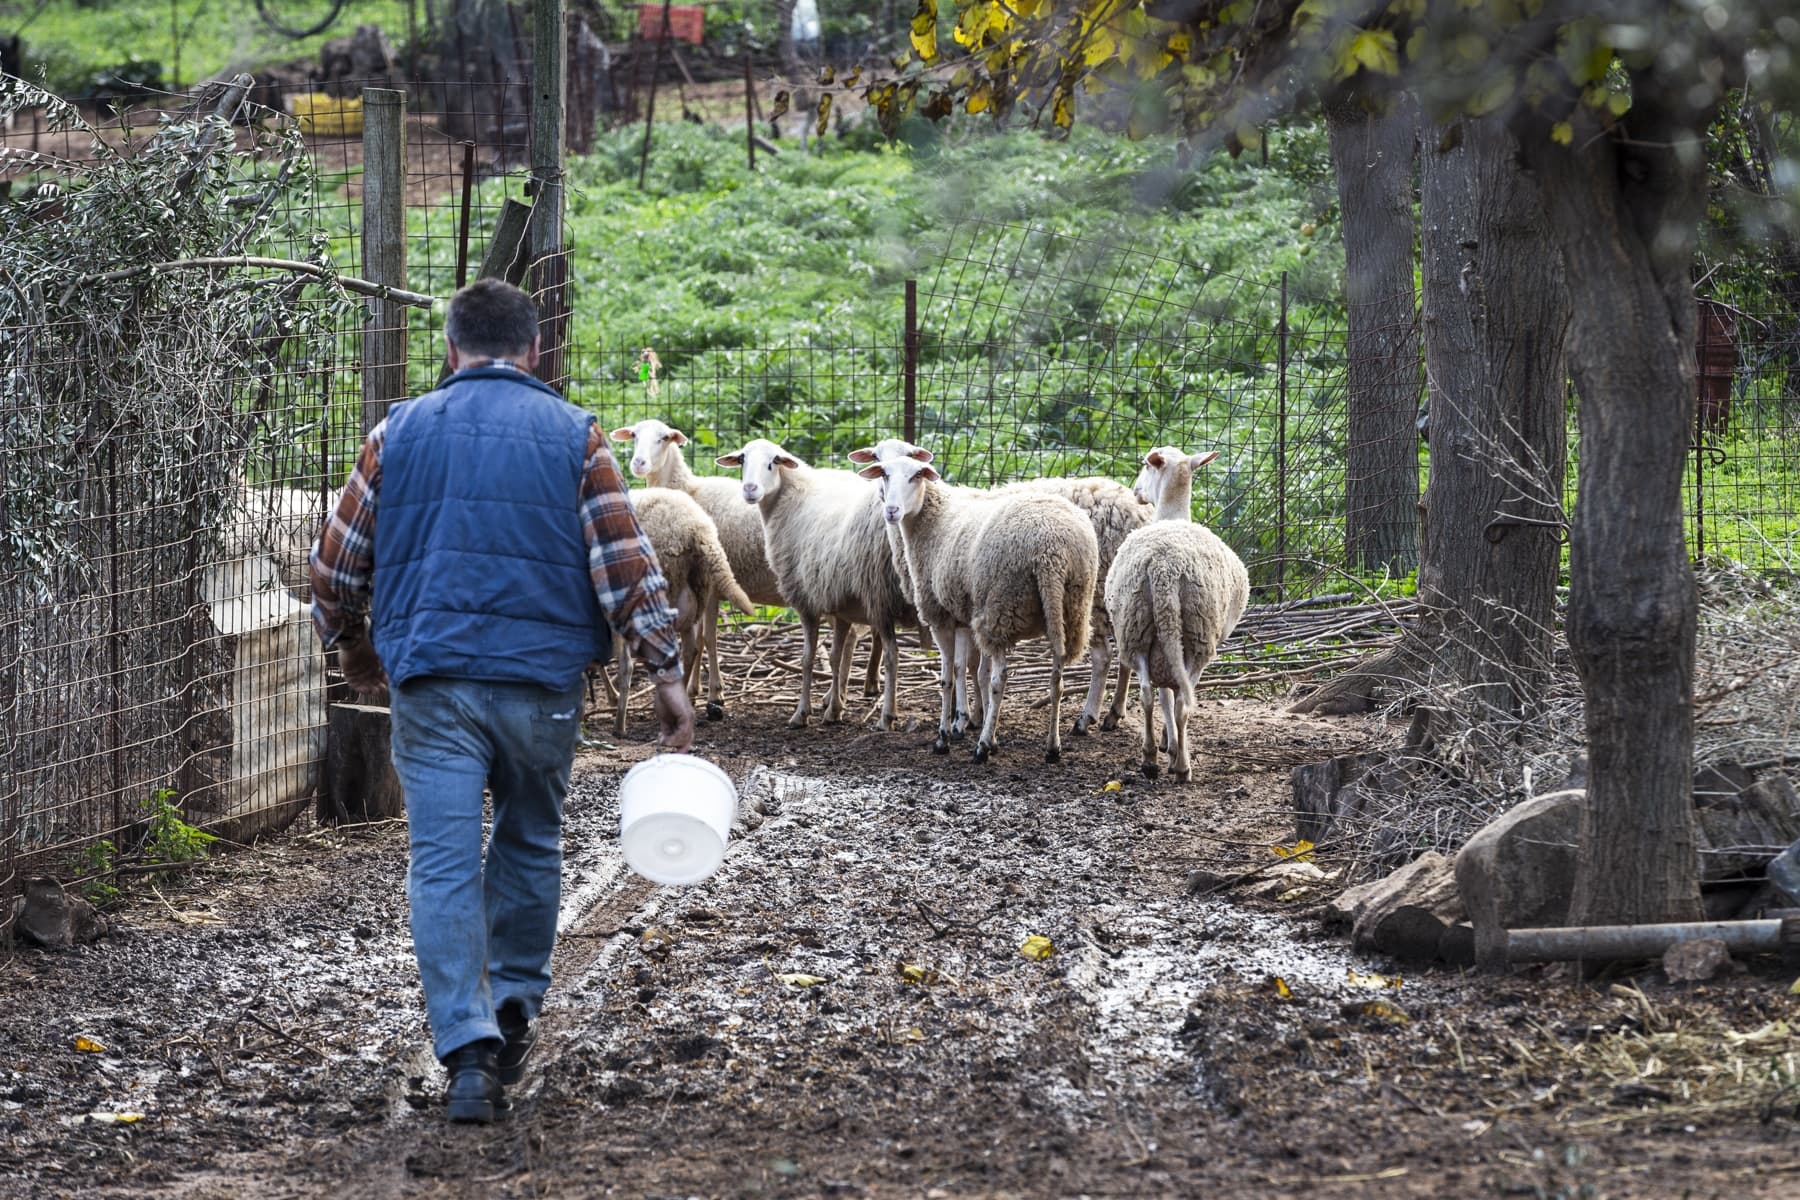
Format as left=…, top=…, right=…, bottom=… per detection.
left=7, top=78, right=1800, bottom=912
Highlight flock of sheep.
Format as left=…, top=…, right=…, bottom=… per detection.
left=608, top=419, right=1250, bottom=781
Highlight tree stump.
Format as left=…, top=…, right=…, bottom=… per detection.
left=320, top=702, right=405, bottom=825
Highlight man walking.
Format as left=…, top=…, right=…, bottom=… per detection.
left=310, top=279, right=694, bottom=1123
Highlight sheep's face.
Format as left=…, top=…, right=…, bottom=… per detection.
left=1133, top=446, right=1220, bottom=510
left=608, top=418, right=687, bottom=480
left=857, top=456, right=939, bottom=526
left=717, top=438, right=800, bottom=505
left=847, top=439, right=934, bottom=467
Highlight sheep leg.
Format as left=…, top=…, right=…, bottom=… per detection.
left=949, top=628, right=973, bottom=739
left=613, top=639, right=633, bottom=738
left=1136, top=656, right=1159, bottom=779
left=681, top=624, right=702, bottom=699
left=874, top=620, right=898, bottom=731
left=1102, top=641, right=1131, bottom=732
left=929, top=625, right=959, bottom=753
left=790, top=613, right=820, bottom=728
left=973, top=648, right=1009, bottom=764
left=1072, top=632, right=1108, bottom=736
left=1044, top=648, right=1065, bottom=763
left=972, top=652, right=993, bottom=745
left=1170, top=671, right=1194, bottom=782
left=861, top=635, right=882, bottom=697
left=703, top=601, right=724, bottom=721
left=1159, top=688, right=1177, bottom=755
left=824, top=618, right=855, bottom=723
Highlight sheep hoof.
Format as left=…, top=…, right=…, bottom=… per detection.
left=973, top=742, right=992, bottom=764
left=1071, top=717, right=1090, bottom=737
left=705, top=702, right=724, bottom=722
left=1044, top=746, right=1061, bottom=764
left=787, top=712, right=809, bottom=729
left=1100, top=713, right=1121, bottom=732
left=1141, top=761, right=1160, bottom=780
left=931, top=736, right=950, bottom=756
left=1172, top=769, right=1191, bottom=783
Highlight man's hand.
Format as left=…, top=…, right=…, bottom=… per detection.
left=337, top=636, right=389, bottom=702
left=652, top=679, right=696, bottom=752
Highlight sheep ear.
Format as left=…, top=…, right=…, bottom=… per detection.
left=907, top=447, right=934, bottom=463
left=856, top=463, right=885, bottom=479
left=774, top=453, right=802, bottom=469
left=1144, top=451, right=1166, bottom=469
left=668, top=429, right=689, bottom=446
left=1189, top=450, right=1220, bottom=469
left=716, top=451, right=745, bottom=467
left=847, top=448, right=878, bottom=463
left=608, top=427, right=636, bottom=442
left=917, top=464, right=941, bottom=482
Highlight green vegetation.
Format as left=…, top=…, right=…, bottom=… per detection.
left=6, top=0, right=414, bottom=92
left=141, top=787, right=219, bottom=864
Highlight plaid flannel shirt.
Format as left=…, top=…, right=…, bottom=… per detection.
left=309, top=398, right=684, bottom=681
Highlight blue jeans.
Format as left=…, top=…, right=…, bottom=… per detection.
left=387, top=676, right=584, bottom=1060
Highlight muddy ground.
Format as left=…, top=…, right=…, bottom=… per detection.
left=3, top=675, right=1797, bottom=1199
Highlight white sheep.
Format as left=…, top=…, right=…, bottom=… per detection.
left=613, top=418, right=893, bottom=715
left=1104, top=446, right=1245, bottom=781
left=716, top=438, right=912, bottom=730
left=847, top=438, right=986, bottom=737
left=227, top=482, right=341, bottom=600
left=1000, top=474, right=1148, bottom=735
left=610, top=487, right=756, bottom=736
left=858, top=454, right=1097, bottom=763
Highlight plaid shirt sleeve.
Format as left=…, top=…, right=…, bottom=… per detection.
left=580, top=426, right=684, bottom=679
left=309, top=422, right=384, bottom=650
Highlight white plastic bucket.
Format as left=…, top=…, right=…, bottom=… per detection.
left=617, top=754, right=737, bottom=886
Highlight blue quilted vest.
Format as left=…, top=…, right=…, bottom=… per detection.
left=372, top=365, right=611, bottom=691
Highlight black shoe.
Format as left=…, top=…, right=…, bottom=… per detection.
left=441, top=1039, right=505, bottom=1124
left=496, top=1001, right=537, bottom=1087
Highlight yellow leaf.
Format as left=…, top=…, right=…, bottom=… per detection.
left=1272, top=975, right=1293, bottom=1000
left=1234, top=124, right=1262, bottom=153
left=1276, top=887, right=1312, bottom=903
left=1270, top=840, right=1315, bottom=863
left=1020, top=934, right=1054, bottom=960
left=1550, top=121, right=1573, bottom=146
left=1340, top=29, right=1399, bottom=80
left=1723, top=1020, right=1792, bottom=1045
left=911, top=0, right=939, bottom=63
left=1082, top=25, right=1118, bottom=68
left=770, top=90, right=790, bottom=121
left=953, top=1, right=998, bottom=48
left=1350, top=999, right=1411, bottom=1025
left=815, top=92, right=833, bottom=137
left=1789, top=976, right=1800, bottom=995
left=776, top=972, right=828, bottom=987
left=74, top=1036, right=106, bottom=1053
left=1606, top=91, right=1631, bottom=117
left=86, top=1111, right=144, bottom=1123
left=1166, top=31, right=1191, bottom=59
left=1347, top=968, right=1404, bottom=990
left=1099, top=780, right=1122, bottom=793
left=1052, top=88, right=1074, bottom=130
left=900, top=963, right=942, bottom=985
left=965, top=82, right=992, bottom=115
left=906, top=1026, right=925, bottom=1041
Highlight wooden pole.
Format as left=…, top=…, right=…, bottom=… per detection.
left=360, top=88, right=409, bottom=436
left=903, top=279, right=918, bottom=444
left=744, top=51, right=756, bottom=171
left=530, top=0, right=570, bottom=391
left=454, top=140, right=476, bottom=291
left=637, top=0, right=673, bottom=190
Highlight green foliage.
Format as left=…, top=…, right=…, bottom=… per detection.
left=140, top=788, right=218, bottom=864
left=77, top=840, right=120, bottom=906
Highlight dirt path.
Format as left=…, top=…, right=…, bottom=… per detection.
left=3, top=692, right=1796, bottom=1199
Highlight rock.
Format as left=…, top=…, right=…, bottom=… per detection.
left=1663, top=937, right=1732, bottom=983
left=1692, top=763, right=1800, bottom=883
left=1455, top=790, right=1584, bottom=970
left=10, top=877, right=107, bottom=948
left=1341, top=852, right=1465, bottom=961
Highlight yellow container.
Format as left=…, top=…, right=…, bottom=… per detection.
left=289, top=92, right=364, bottom=136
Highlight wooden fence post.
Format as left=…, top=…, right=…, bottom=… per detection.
left=531, top=0, right=570, bottom=391
left=360, top=88, right=409, bottom=435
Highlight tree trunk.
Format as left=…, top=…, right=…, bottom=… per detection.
left=1515, top=90, right=1712, bottom=928
left=1327, top=94, right=1421, bottom=576
left=1417, top=116, right=1569, bottom=736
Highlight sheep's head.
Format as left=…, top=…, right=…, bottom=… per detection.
left=717, top=438, right=801, bottom=505
left=1133, top=446, right=1220, bottom=513
left=608, top=418, right=687, bottom=480
left=856, top=455, right=940, bottom=526
left=847, top=439, right=933, bottom=466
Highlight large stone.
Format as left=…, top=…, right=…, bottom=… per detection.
left=1342, top=852, right=1465, bottom=961
left=1693, top=764, right=1800, bottom=883
left=1455, top=790, right=1584, bottom=970
left=10, top=877, right=107, bottom=948
left=1663, top=937, right=1732, bottom=983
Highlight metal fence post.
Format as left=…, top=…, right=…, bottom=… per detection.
left=1277, top=270, right=1289, bottom=601
left=1694, top=307, right=1708, bottom=563
left=531, top=0, right=570, bottom=391
left=904, top=279, right=918, bottom=445
left=360, top=88, right=409, bottom=435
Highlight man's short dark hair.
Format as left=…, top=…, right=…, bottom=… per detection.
left=445, top=279, right=541, bottom=359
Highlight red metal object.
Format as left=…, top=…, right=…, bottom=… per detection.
left=638, top=4, right=704, bottom=44
left=1696, top=299, right=1736, bottom=435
